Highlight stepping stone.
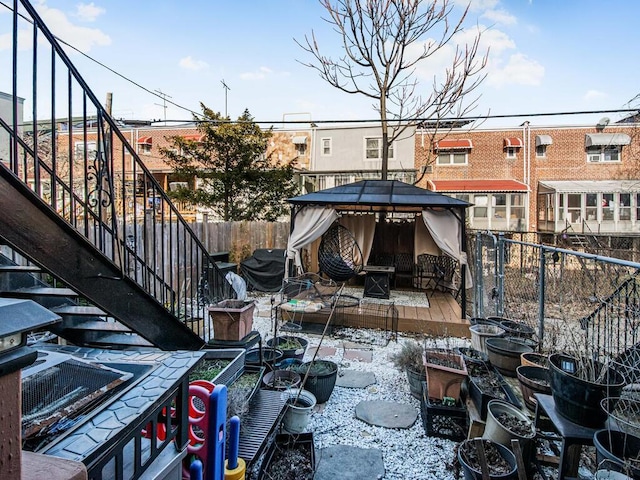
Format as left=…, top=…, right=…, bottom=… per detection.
left=307, top=345, right=337, bottom=358
left=355, top=400, right=417, bottom=429
left=343, top=349, right=373, bottom=362
left=314, top=445, right=385, bottom=480
left=335, top=369, right=376, bottom=389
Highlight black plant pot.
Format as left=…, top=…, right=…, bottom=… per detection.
left=267, top=335, right=309, bottom=360
left=593, top=429, right=640, bottom=479
left=549, top=353, right=625, bottom=428
left=245, top=347, right=283, bottom=371
left=516, top=365, right=551, bottom=411
left=485, top=337, right=533, bottom=377
left=296, top=360, right=338, bottom=404
left=257, top=432, right=315, bottom=480
left=457, top=438, right=518, bottom=480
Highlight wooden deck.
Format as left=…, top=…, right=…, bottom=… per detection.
left=278, top=287, right=469, bottom=339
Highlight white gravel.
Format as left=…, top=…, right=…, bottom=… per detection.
left=251, top=292, right=472, bottom=480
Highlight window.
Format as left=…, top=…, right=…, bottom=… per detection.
left=74, top=141, right=97, bottom=160
left=567, top=194, right=581, bottom=223
left=321, top=138, right=332, bottom=156
left=365, top=137, right=393, bottom=160
left=505, top=147, right=517, bottom=159
left=536, top=144, right=547, bottom=157
left=436, top=151, right=468, bottom=165
left=602, top=193, right=615, bottom=220
left=585, top=193, right=598, bottom=221
left=510, top=193, right=525, bottom=222
left=493, top=194, right=507, bottom=219
left=295, top=143, right=306, bottom=156
left=139, top=143, right=152, bottom=154
left=587, top=145, right=621, bottom=163
left=620, top=193, right=631, bottom=221
left=474, top=195, right=488, bottom=218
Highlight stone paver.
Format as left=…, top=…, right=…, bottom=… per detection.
left=308, top=345, right=337, bottom=358
left=344, top=349, right=373, bottom=362
left=355, top=400, right=418, bottom=429
left=335, top=369, right=376, bottom=388
left=314, top=445, right=385, bottom=480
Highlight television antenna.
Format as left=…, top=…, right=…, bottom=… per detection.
left=221, top=79, right=231, bottom=118
left=154, top=89, right=172, bottom=125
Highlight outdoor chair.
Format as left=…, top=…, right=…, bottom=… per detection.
left=318, top=223, right=364, bottom=282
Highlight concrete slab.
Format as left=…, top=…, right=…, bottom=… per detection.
left=314, top=445, right=385, bottom=480
left=335, top=370, right=376, bottom=389
left=355, top=400, right=418, bottom=429
left=343, top=349, right=373, bottom=362
left=307, top=345, right=337, bottom=359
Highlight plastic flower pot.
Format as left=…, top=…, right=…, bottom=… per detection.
left=423, top=349, right=468, bottom=401
left=520, top=352, right=549, bottom=369
left=266, top=335, right=308, bottom=360
left=593, top=429, right=640, bottom=479
left=469, top=324, right=505, bottom=355
left=406, top=366, right=425, bottom=399
left=281, top=388, right=317, bottom=434
left=208, top=299, right=255, bottom=341
left=262, top=369, right=301, bottom=391
left=296, top=360, right=338, bottom=404
left=483, top=399, right=536, bottom=465
left=485, top=337, right=533, bottom=378
left=516, top=365, right=551, bottom=411
left=457, top=438, right=518, bottom=480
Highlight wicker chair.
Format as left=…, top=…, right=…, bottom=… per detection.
left=318, top=223, right=364, bottom=282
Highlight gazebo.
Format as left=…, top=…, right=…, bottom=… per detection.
left=285, top=180, right=472, bottom=318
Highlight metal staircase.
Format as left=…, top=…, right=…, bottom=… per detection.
left=0, top=0, right=231, bottom=350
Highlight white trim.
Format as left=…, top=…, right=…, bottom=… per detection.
left=320, top=137, right=332, bottom=156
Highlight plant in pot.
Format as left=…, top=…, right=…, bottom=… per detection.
left=266, top=335, right=308, bottom=360
left=295, top=359, right=339, bottom=404
left=466, top=361, right=521, bottom=421
left=390, top=340, right=426, bottom=399
left=482, top=399, right=536, bottom=467
left=516, top=365, right=551, bottom=411
left=257, top=432, right=315, bottom=480
left=593, top=429, right=640, bottom=479
left=456, top=438, right=518, bottom=480
left=549, top=352, right=625, bottom=428
left=262, top=369, right=302, bottom=391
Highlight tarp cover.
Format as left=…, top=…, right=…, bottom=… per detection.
left=240, top=248, right=286, bottom=292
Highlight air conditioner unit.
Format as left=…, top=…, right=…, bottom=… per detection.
left=587, top=154, right=601, bottom=163
left=421, top=165, right=433, bottom=174
left=169, top=182, right=188, bottom=191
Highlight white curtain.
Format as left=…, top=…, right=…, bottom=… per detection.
left=339, top=214, right=376, bottom=266
left=421, top=209, right=473, bottom=287
left=285, top=206, right=339, bottom=277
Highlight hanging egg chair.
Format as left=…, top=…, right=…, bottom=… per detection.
left=318, top=223, right=363, bottom=282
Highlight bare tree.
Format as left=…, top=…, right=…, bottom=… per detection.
left=297, top=0, right=488, bottom=179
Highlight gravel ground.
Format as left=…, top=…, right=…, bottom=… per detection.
left=250, top=291, right=471, bottom=480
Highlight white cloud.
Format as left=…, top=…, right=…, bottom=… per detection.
left=74, top=2, right=105, bottom=22
left=240, top=66, right=274, bottom=81
left=481, top=8, right=517, bottom=26
left=179, top=56, right=209, bottom=71
left=487, top=53, right=544, bottom=87
left=464, top=0, right=500, bottom=11
left=34, top=2, right=110, bottom=53
left=584, top=90, right=607, bottom=101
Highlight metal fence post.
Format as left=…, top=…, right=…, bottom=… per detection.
left=537, top=246, right=546, bottom=351
left=497, top=233, right=505, bottom=317
left=474, top=232, right=483, bottom=319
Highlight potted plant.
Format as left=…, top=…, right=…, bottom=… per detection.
left=482, top=399, right=536, bottom=466
left=295, top=359, right=339, bottom=404
left=257, top=432, right=315, bottom=480
left=423, top=347, right=468, bottom=401
left=262, top=369, right=301, bottom=391
left=593, top=429, right=640, bottom=479
left=515, top=365, right=551, bottom=411
left=457, top=438, right=518, bottom=480
left=485, top=337, right=533, bottom=377
left=549, top=353, right=625, bottom=428
left=266, top=335, right=308, bottom=360
left=466, top=361, right=521, bottom=421
left=208, top=299, right=255, bottom=341
left=390, top=340, right=426, bottom=399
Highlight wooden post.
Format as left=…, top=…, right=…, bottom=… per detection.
left=0, top=371, right=22, bottom=477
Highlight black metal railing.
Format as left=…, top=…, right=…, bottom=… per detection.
left=3, top=0, right=230, bottom=341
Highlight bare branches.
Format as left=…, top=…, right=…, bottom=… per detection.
left=297, top=0, right=488, bottom=178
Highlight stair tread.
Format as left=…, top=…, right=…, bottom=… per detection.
left=2, top=287, right=78, bottom=297
left=89, top=333, right=153, bottom=347
left=51, top=305, right=108, bottom=316
left=0, top=265, right=42, bottom=272
left=64, top=320, right=132, bottom=332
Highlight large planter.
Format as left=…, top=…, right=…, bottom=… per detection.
left=267, top=335, right=308, bottom=360
left=208, top=300, right=255, bottom=341
left=424, top=349, right=468, bottom=401
left=467, top=362, right=522, bottom=421
left=257, top=432, right=315, bottom=480
left=487, top=316, right=536, bottom=340
left=457, top=438, right=518, bottom=480
left=485, top=337, right=533, bottom=377
left=469, top=324, right=505, bottom=355
left=296, top=360, right=339, bottom=404
left=406, top=367, right=425, bottom=400
left=262, top=369, right=301, bottom=391
left=602, top=397, right=640, bottom=438
left=549, top=353, right=625, bottom=428
left=516, top=365, right=551, bottom=411
left=520, top=352, right=549, bottom=369
left=594, top=429, right=640, bottom=479
left=483, top=399, right=536, bottom=465
left=245, top=347, right=283, bottom=371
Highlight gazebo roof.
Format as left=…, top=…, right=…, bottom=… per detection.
left=288, top=180, right=470, bottom=212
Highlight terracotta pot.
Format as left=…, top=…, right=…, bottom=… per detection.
left=423, top=350, right=468, bottom=401
left=520, top=352, right=548, bottom=369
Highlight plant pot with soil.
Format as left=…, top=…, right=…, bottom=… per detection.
left=267, top=335, right=308, bottom=360
left=208, top=299, right=255, bottom=341
left=485, top=337, right=534, bottom=378
left=257, top=432, right=316, bottom=480
left=520, top=352, right=549, bottom=369
left=467, top=361, right=522, bottom=420
left=295, top=359, right=339, bottom=404
left=390, top=340, right=426, bottom=399
left=469, top=324, right=505, bottom=355
left=454, top=346, right=490, bottom=368
left=457, top=438, right=518, bottom=480
left=423, top=349, right=468, bottom=401
left=281, top=388, right=317, bottom=434
left=483, top=399, right=536, bottom=465
left=593, top=429, right=640, bottom=479
left=263, top=369, right=302, bottom=391
left=516, top=365, right=551, bottom=411
left=549, top=353, right=626, bottom=428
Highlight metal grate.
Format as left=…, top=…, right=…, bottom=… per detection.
left=22, top=351, right=131, bottom=439
left=235, top=389, right=287, bottom=466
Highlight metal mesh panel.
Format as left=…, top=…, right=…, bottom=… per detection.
left=22, top=352, right=130, bottom=438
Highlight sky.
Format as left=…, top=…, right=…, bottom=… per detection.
left=1, top=0, right=639, bottom=128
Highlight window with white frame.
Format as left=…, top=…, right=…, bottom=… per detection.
left=436, top=150, right=468, bottom=165
left=364, top=137, right=393, bottom=160
left=536, top=144, right=547, bottom=158
left=321, top=138, right=332, bottom=156
left=74, top=141, right=97, bottom=160
left=587, top=145, right=621, bottom=163
left=505, top=147, right=517, bottom=159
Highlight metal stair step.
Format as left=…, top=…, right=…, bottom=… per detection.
left=63, top=320, right=133, bottom=333
left=2, top=287, right=78, bottom=298
left=0, top=265, right=42, bottom=273
left=51, top=305, right=108, bottom=316
left=88, top=333, right=153, bottom=347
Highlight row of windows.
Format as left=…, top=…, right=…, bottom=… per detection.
left=539, top=192, right=640, bottom=223
left=321, top=137, right=394, bottom=161
left=435, top=144, right=622, bottom=166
